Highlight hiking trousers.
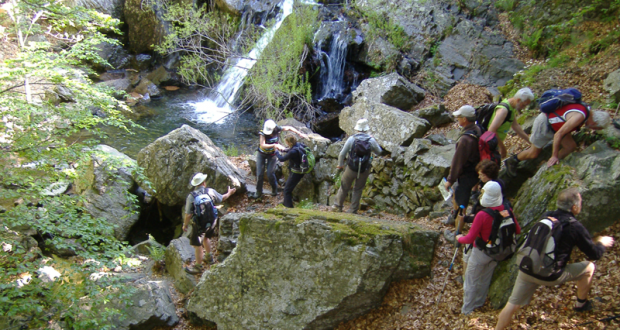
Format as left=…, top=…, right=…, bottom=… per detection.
left=283, top=172, right=304, bottom=208
left=256, top=151, right=277, bottom=195
left=462, top=247, right=497, bottom=314
left=335, top=166, right=371, bottom=213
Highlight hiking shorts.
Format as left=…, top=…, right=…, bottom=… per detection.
left=189, top=222, right=217, bottom=247
left=530, top=113, right=555, bottom=149
left=454, top=175, right=479, bottom=208
left=508, top=261, right=592, bottom=306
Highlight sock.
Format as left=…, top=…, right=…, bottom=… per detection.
left=576, top=297, right=587, bottom=308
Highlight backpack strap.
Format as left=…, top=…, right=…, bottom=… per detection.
left=495, top=102, right=513, bottom=124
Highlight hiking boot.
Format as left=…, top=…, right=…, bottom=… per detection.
left=573, top=300, right=593, bottom=312
left=504, top=156, right=519, bottom=177
left=249, top=192, right=263, bottom=199
left=184, top=264, right=204, bottom=275
left=443, top=229, right=456, bottom=244
left=270, top=188, right=281, bottom=196
left=331, top=205, right=343, bottom=212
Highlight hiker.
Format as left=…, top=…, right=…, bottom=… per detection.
left=332, top=118, right=382, bottom=214
left=183, top=172, right=236, bottom=274
left=456, top=181, right=521, bottom=315
left=486, top=88, right=535, bottom=158
left=443, top=105, right=481, bottom=228
left=251, top=119, right=308, bottom=199
left=495, top=188, right=614, bottom=330
left=465, top=160, right=508, bottom=223
left=276, top=135, right=306, bottom=208
left=504, top=106, right=610, bottom=175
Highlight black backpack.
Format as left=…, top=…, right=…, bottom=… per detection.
left=291, top=143, right=315, bottom=174
left=516, top=216, right=574, bottom=277
left=191, top=187, right=217, bottom=232
left=475, top=102, right=511, bottom=131
left=475, top=207, right=517, bottom=261
left=347, top=136, right=372, bottom=173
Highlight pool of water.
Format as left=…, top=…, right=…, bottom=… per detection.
left=103, top=89, right=259, bottom=159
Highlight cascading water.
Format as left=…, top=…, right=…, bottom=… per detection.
left=192, top=0, right=294, bottom=123
left=317, top=30, right=348, bottom=101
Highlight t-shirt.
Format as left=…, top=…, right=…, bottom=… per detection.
left=184, top=187, right=223, bottom=216
left=547, top=103, right=588, bottom=132
left=489, top=99, right=514, bottom=140
left=257, top=126, right=283, bottom=155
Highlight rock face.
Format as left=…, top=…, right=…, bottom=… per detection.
left=165, top=237, right=196, bottom=294
left=75, top=0, right=125, bottom=19
left=604, top=68, right=620, bottom=103
left=123, top=0, right=169, bottom=53
left=113, top=277, right=179, bottom=329
left=75, top=145, right=140, bottom=241
left=352, top=72, right=425, bottom=111
left=187, top=209, right=438, bottom=330
left=339, top=98, right=430, bottom=153
left=137, top=125, right=246, bottom=206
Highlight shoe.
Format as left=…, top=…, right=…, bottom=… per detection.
left=249, top=192, right=263, bottom=199
left=184, top=264, right=204, bottom=275
left=573, top=300, right=593, bottom=312
left=331, top=205, right=342, bottom=212
left=443, top=229, right=456, bottom=244
left=204, top=254, right=216, bottom=265
left=504, top=156, right=519, bottom=177
left=441, top=210, right=457, bottom=225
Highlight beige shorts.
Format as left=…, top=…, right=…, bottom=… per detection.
left=508, top=261, right=592, bottom=306
left=529, top=113, right=555, bottom=149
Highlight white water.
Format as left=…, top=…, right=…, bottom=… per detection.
left=192, top=0, right=295, bottom=123
left=317, top=30, right=348, bottom=100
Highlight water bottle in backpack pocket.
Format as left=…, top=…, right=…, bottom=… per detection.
left=475, top=208, right=517, bottom=261
left=192, top=188, right=217, bottom=233
left=516, top=217, right=574, bottom=277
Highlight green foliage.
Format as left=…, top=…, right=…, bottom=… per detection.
left=498, top=64, right=544, bottom=96
left=494, top=0, right=515, bottom=11
left=522, top=28, right=543, bottom=53
left=352, top=8, right=409, bottom=70
left=297, top=199, right=314, bottom=209
left=223, top=144, right=239, bottom=157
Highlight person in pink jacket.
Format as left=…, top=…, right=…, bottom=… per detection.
left=456, top=181, right=521, bottom=314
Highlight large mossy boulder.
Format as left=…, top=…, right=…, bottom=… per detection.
left=339, top=98, right=430, bottom=153
left=352, top=73, right=425, bottom=111
left=137, top=125, right=246, bottom=206
left=74, top=145, right=139, bottom=241
left=187, top=209, right=439, bottom=329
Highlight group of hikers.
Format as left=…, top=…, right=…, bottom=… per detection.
left=181, top=86, right=615, bottom=328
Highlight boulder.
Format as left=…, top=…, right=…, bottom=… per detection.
left=215, top=0, right=281, bottom=17
left=187, top=209, right=438, bottom=329
left=217, top=213, right=242, bottom=262
left=408, top=144, right=455, bottom=187
left=112, top=277, right=179, bottom=329
left=94, top=41, right=131, bottom=70
left=603, top=68, right=620, bottom=103
left=325, top=140, right=345, bottom=159
left=146, top=66, right=172, bottom=85
left=352, top=73, right=425, bottom=111
left=339, top=98, right=430, bottom=153
left=412, top=104, right=453, bottom=127
left=313, top=157, right=338, bottom=183
left=54, top=85, right=75, bottom=103
left=134, top=78, right=161, bottom=97
left=164, top=237, right=196, bottom=294
left=137, top=125, right=247, bottom=206
left=99, top=78, right=132, bottom=93
left=74, top=145, right=140, bottom=241
left=123, top=0, right=168, bottom=53
left=75, top=0, right=125, bottom=19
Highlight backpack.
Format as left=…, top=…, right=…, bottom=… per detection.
left=475, top=102, right=511, bottom=130
left=516, top=216, right=574, bottom=277
left=191, top=188, right=217, bottom=232
left=475, top=208, right=517, bottom=261
left=538, top=88, right=586, bottom=114
left=347, top=137, right=372, bottom=173
left=464, top=129, right=501, bottom=166
left=291, top=143, right=315, bottom=174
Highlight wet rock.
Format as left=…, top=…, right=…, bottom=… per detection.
left=134, top=78, right=160, bottom=97
left=352, top=73, right=425, bottom=111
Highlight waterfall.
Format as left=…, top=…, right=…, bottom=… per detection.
left=317, top=30, right=348, bottom=101
left=192, top=0, right=294, bottom=123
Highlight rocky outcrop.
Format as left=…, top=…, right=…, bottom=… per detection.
left=165, top=237, right=196, bottom=294
left=111, top=277, right=179, bottom=329
left=75, top=0, right=125, bottom=19
left=123, top=0, right=169, bottom=53
left=137, top=125, right=246, bottom=206
left=217, top=213, right=242, bottom=262
left=352, top=72, right=425, bottom=111
left=75, top=145, right=140, bottom=241
left=604, top=68, right=620, bottom=103
left=339, top=98, right=430, bottom=153
left=412, top=104, right=453, bottom=128
left=187, top=209, right=438, bottom=330
left=215, top=0, right=281, bottom=17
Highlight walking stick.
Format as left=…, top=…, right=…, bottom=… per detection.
left=437, top=205, right=465, bottom=304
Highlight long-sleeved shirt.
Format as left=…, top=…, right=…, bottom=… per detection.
left=458, top=204, right=522, bottom=246
left=276, top=143, right=302, bottom=170
left=447, top=123, right=481, bottom=184
left=337, top=133, right=382, bottom=168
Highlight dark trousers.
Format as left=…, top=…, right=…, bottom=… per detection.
left=256, top=152, right=277, bottom=195
left=283, top=172, right=304, bottom=208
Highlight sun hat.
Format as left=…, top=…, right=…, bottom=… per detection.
left=453, top=105, right=476, bottom=118
left=354, top=118, right=370, bottom=132
left=263, top=120, right=277, bottom=135
left=191, top=173, right=208, bottom=187
left=480, top=181, right=503, bottom=208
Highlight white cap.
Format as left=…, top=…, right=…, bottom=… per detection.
left=480, top=181, right=503, bottom=208
left=191, top=173, right=208, bottom=187
left=453, top=105, right=476, bottom=118
left=263, top=120, right=277, bottom=135
left=354, top=118, right=370, bottom=132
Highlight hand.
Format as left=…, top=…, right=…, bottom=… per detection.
left=547, top=156, right=560, bottom=167
left=336, top=166, right=343, bottom=170
left=596, top=236, right=615, bottom=248
left=455, top=234, right=464, bottom=241
left=444, top=180, right=452, bottom=191
left=227, top=186, right=236, bottom=195
left=182, top=224, right=188, bottom=232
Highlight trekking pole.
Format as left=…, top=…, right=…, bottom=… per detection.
left=437, top=205, right=465, bottom=304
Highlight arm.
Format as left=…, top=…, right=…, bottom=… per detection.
left=511, top=120, right=529, bottom=142
left=337, top=137, right=354, bottom=168
left=259, top=134, right=286, bottom=152
left=457, top=211, right=487, bottom=244
left=446, top=136, right=474, bottom=184
left=487, top=107, right=509, bottom=133
left=369, top=137, right=382, bottom=155
left=276, top=149, right=296, bottom=162
left=282, top=126, right=308, bottom=139
left=182, top=213, right=192, bottom=232
left=547, top=114, right=583, bottom=166
left=221, top=186, right=236, bottom=201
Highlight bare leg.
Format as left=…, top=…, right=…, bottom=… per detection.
left=194, top=245, right=204, bottom=266
left=498, top=138, right=507, bottom=159
left=517, top=145, right=542, bottom=161
left=576, top=262, right=595, bottom=300
left=558, top=135, right=578, bottom=160
left=495, top=302, right=520, bottom=330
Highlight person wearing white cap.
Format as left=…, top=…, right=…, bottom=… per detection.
left=456, top=181, right=521, bottom=315
left=333, top=118, right=382, bottom=214
left=251, top=119, right=308, bottom=199
left=443, top=105, right=482, bottom=229
left=183, top=172, right=236, bottom=274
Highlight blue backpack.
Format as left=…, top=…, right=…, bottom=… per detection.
left=191, top=188, right=218, bottom=232
left=538, top=88, right=585, bottom=114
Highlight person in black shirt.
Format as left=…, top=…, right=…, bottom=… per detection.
left=276, top=135, right=305, bottom=208
left=495, top=188, right=614, bottom=330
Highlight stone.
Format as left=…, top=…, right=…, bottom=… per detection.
left=94, top=41, right=131, bottom=70
left=165, top=237, right=196, bottom=294
left=123, top=0, right=169, bottom=54
left=99, top=78, right=132, bottom=93
left=339, top=98, right=430, bottom=153
left=413, top=104, right=453, bottom=127
left=54, top=85, right=75, bottom=103
left=146, top=66, right=172, bottom=85
left=112, top=277, right=179, bottom=329
left=354, top=33, right=400, bottom=71
left=187, top=209, right=438, bottom=329
left=38, top=266, right=61, bottom=283
left=403, top=139, right=432, bottom=166
left=313, top=158, right=338, bottom=183
left=317, top=181, right=332, bottom=205
left=215, top=0, right=281, bottom=17
left=134, top=78, right=160, bottom=97
left=352, top=73, right=425, bottom=111
left=43, top=90, right=61, bottom=105
left=137, top=125, right=247, bottom=206
left=426, top=134, right=452, bottom=146
left=603, top=69, right=620, bottom=103
left=409, top=144, right=455, bottom=187
left=413, top=206, right=431, bottom=219
left=325, top=140, right=345, bottom=159
left=74, top=145, right=140, bottom=241
left=75, top=0, right=125, bottom=19
left=217, top=213, right=242, bottom=261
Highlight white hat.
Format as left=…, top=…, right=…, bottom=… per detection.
left=354, top=118, right=370, bottom=132
left=263, top=120, right=277, bottom=135
left=191, top=173, right=208, bottom=187
left=480, top=181, right=503, bottom=208
left=453, top=105, right=476, bottom=118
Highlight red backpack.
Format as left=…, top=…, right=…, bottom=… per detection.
left=465, top=129, right=501, bottom=166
